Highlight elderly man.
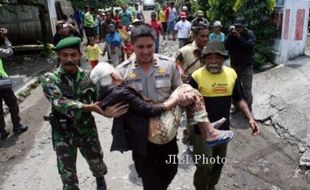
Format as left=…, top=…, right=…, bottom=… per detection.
left=175, top=18, right=210, bottom=147
left=175, top=18, right=209, bottom=83
left=41, top=37, right=127, bottom=190
left=189, top=41, right=259, bottom=190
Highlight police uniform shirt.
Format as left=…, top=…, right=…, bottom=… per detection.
left=177, top=40, right=203, bottom=75
left=117, top=54, right=182, bottom=102
left=189, top=66, right=243, bottom=130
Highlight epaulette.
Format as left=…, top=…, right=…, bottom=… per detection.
left=158, top=54, right=174, bottom=62
left=116, top=60, right=132, bottom=69
left=158, top=56, right=169, bottom=61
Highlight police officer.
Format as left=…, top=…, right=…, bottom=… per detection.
left=41, top=37, right=127, bottom=190
left=117, top=24, right=193, bottom=190
left=0, top=27, right=28, bottom=140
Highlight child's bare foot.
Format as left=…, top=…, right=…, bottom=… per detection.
left=211, top=117, right=226, bottom=129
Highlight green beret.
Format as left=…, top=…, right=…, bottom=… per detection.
left=55, top=37, right=81, bottom=51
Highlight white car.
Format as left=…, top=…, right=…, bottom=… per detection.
left=143, top=0, right=155, bottom=10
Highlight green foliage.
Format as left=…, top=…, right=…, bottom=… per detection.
left=236, top=0, right=277, bottom=68
left=198, top=0, right=277, bottom=68
left=196, top=0, right=209, bottom=16
left=70, top=0, right=129, bottom=9
left=207, top=0, right=236, bottom=33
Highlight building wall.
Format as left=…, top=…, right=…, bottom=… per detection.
left=48, top=0, right=58, bottom=36
left=277, top=0, right=309, bottom=63
left=0, top=0, right=73, bottom=45
left=0, top=0, right=52, bottom=45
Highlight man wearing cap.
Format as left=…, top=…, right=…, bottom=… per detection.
left=175, top=18, right=209, bottom=83
left=209, top=20, right=225, bottom=42
left=191, top=10, right=209, bottom=28
left=224, top=17, right=256, bottom=112
left=175, top=17, right=209, bottom=150
left=189, top=41, right=259, bottom=190
left=117, top=24, right=194, bottom=190
left=148, top=11, right=165, bottom=53
left=173, top=12, right=191, bottom=48
left=41, top=37, right=128, bottom=190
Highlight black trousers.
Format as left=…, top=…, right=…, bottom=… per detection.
left=0, top=88, right=20, bottom=129
left=132, top=138, right=178, bottom=190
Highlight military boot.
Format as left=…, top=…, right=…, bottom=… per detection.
left=13, top=123, right=28, bottom=134
left=96, top=176, right=107, bottom=190
left=0, top=128, right=9, bottom=140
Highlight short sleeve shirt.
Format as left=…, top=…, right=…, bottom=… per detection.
left=117, top=54, right=182, bottom=102
left=148, top=20, right=162, bottom=38
left=174, top=20, right=191, bottom=39
left=177, top=41, right=203, bottom=75
left=189, top=66, right=243, bottom=130
left=118, top=10, right=132, bottom=27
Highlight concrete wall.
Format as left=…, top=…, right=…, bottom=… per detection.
left=0, top=0, right=73, bottom=45
left=47, top=0, right=57, bottom=36
left=276, top=0, right=309, bottom=64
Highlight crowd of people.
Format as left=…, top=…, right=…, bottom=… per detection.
left=1, top=1, right=260, bottom=190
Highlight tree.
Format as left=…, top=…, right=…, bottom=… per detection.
left=70, top=0, right=129, bottom=9
left=234, top=0, right=277, bottom=68
left=199, top=0, right=277, bottom=68
left=196, top=0, right=209, bottom=17
left=207, top=0, right=236, bottom=32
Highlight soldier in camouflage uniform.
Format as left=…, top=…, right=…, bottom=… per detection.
left=41, top=37, right=127, bottom=190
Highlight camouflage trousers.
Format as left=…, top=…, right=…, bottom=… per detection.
left=52, top=126, right=107, bottom=190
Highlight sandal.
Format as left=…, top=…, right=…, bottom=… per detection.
left=205, top=131, right=234, bottom=147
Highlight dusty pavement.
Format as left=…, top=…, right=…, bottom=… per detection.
left=0, top=40, right=310, bottom=190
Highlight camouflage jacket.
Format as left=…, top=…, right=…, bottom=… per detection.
left=41, top=66, right=97, bottom=127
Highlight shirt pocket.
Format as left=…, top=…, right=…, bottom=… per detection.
left=129, top=81, right=143, bottom=93
left=155, top=78, right=171, bottom=100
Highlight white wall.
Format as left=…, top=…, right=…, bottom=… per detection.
left=277, top=0, right=309, bottom=64
left=47, top=0, right=57, bottom=35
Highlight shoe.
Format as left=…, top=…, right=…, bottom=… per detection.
left=205, top=131, right=234, bottom=147
left=0, top=129, right=9, bottom=140
left=13, top=124, right=28, bottom=134
left=96, top=176, right=107, bottom=190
